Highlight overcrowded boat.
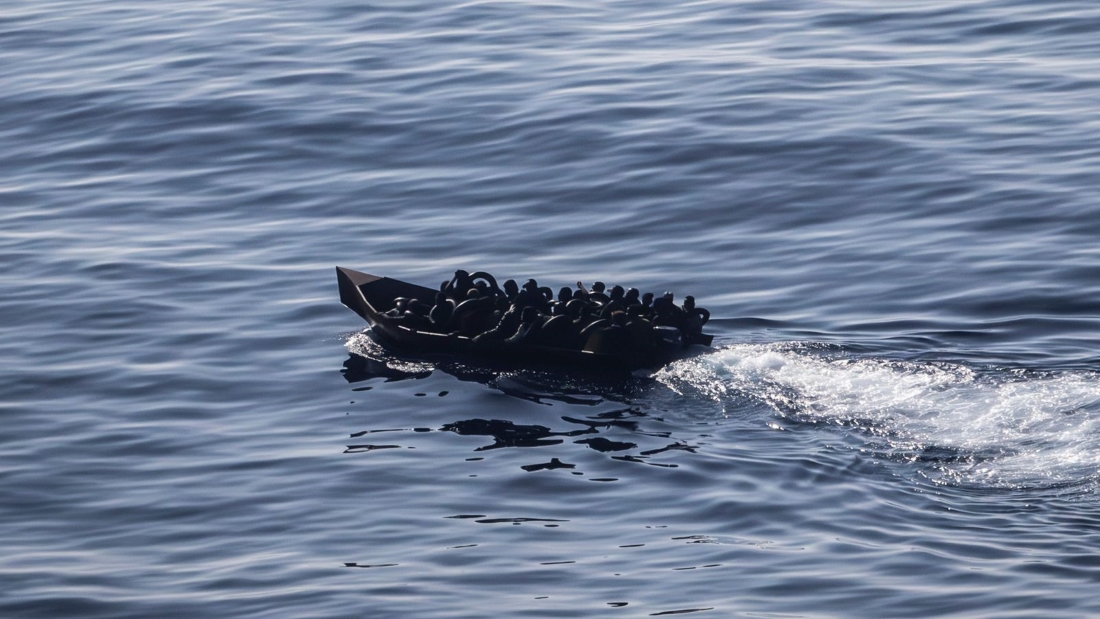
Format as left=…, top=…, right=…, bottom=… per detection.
left=336, top=266, right=713, bottom=371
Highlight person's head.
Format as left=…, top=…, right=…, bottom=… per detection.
left=625, top=288, right=640, bottom=302
left=592, top=281, right=606, bottom=293
left=641, top=292, right=654, bottom=306
left=503, top=279, right=519, bottom=298
left=565, top=299, right=585, bottom=318
left=610, top=285, right=625, bottom=300
left=523, top=279, right=538, bottom=293
left=611, top=311, right=627, bottom=326
left=435, top=292, right=448, bottom=305
left=408, top=299, right=429, bottom=315
left=627, top=304, right=643, bottom=319
left=393, top=297, right=409, bottom=312
left=683, top=295, right=695, bottom=310
left=466, top=288, right=480, bottom=299
left=558, top=286, right=572, bottom=303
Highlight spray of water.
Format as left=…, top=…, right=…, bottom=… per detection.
left=655, top=343, right=1100, bottom=490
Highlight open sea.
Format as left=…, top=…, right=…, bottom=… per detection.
left=4, top=1, right=1100, bottom=617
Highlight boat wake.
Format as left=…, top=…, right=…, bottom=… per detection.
left=655, top=343, right=1100, bottom=492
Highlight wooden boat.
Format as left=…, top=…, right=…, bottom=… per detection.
left=336, top=266, right=713, bottom=372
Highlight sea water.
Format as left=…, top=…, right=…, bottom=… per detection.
left=2, top=1, right=1100, bottom=616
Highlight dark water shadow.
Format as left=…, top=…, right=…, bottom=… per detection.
left=342, top=348, right=704, bottom=474
left=341, top=353, right=432, bottom=383
left=342, top=349, right=644, bottom=405
left=431, top=407, right=697, bottom=473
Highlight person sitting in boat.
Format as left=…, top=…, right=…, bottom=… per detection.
left=385, top=297, right=410, bottom=318
left=451, top=288, right=497, bottom=336
left=469, top=271, right=503, bottom=300
left=442, top=269, right=475, bottom=302
left=392, top=298, right=432, bottom=331
left=583, top=311, right=630, bottom=355
left=571, top=287, right=591, bottom=308
left=625, top=287, right=640, bottom=307
left=585, top=281, right=610, bottom=305
left=429, top=292, right=455, bottom=333
left=556, top=286, right=573, bottom=307
left=513, top=279, right=550, bottom=313
left=599, top=285, right=628, bottom=319
left=473, top=280, right=491, bottom=299
left=652, top=292, right=685, bottom=329
left=641, top=292, right=654, bottom=312
left=473, top=303, right=522, bottom=344
left=502, top=279, right=520, bottom=303
left=535, top=311, right=577, bottom=348
left=538, top=285, right=555, bottom=307
left=624, top=304, right=659, bottom=355
left=505, top=306, right=544, bottom=345
left=561, top=298, right=590, bottom=329
left=383, top=297, right=430, bottom=330
left=577, top=314, right=610, bottom=349
left=546, top=299, right=589, bottom=349
left=681, top=295, right=710, bottom=343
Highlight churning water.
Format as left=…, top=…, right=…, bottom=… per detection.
left=658, top=344, right=1100, bottom=491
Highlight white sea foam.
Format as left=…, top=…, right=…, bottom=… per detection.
left=656, top=344, right=1100, bottom=490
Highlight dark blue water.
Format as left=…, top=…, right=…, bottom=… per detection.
left=3, top=1, right=1100, bottom=616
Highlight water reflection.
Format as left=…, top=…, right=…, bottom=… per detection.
left=342, top=353, right=432, bottom=383
left=521, top=458, right=575, bottom=472
left=341, top=341, right=709, bottom=481
left=575, top=437, right=636, bottom=452
left=345, top=411, right=699, bottom=474
left=440, top=418, right=578, bottom=450
left=342, top=344, right=640, bottom=404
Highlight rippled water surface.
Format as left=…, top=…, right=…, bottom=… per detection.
left=3, top=1, right=1100, bottom=616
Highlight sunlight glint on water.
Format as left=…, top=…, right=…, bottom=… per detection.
left=657, top=344, right=1100, bottom=490
left=5, top=0, right=1100, bottom=615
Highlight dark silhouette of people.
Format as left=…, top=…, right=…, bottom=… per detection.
left=600, top=285, right=627, bottom=319
left=624, top=304, right=655, bottom=352
left=384, top=297, right=409, bottom=318
left=506, top=306, right=543, bottom=344
left=503, top=279, right=519, bottom=302
left=587, top=281, right=610, bottom=305
left=652, top=292, right=685, bottom=329
left=474, top=304, right=521, bottom=343
left=681, top=295, right=710, bottom=343
left=625, top=287, right=640, bottom=306
left=429, top=292, right=455, bottom=332
left=583, top=311, right=630, bottom=354
left=397, top=298, right=432, bottom=331
left=557, top=286, right=573, bottom=306
left=513, top=279, right=549, bottom=312
left=443, top=269, right=474, bottom=301
left=536, top=312, right=576, bottom=348
left=408, top=269, right=710, bottom=357
left=469, top=271, right=502, bottom=299
left=452, top=289, right=495, bottom=336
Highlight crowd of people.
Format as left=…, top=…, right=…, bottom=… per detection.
left=382, top=269, right=710, bottom=355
